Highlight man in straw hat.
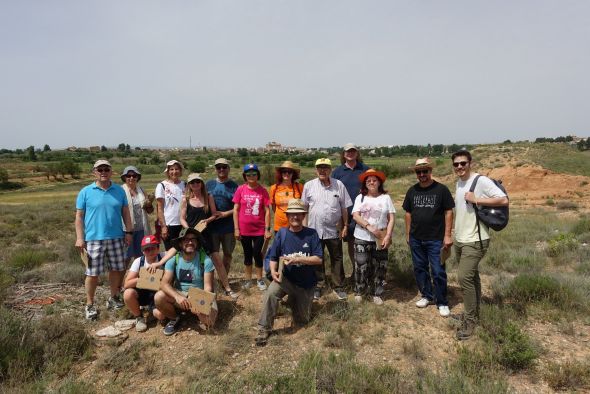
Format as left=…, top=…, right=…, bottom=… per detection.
left=255, top=199, right=323, bottom=346
left=402, top=158, right=455, bottom=318
left=301, top=158, right=352, bottom=301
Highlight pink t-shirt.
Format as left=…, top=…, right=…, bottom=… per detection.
left=232, top=184, right=270, bottom=236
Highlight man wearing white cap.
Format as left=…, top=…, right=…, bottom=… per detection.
left=301, top=158, right=352, bottom=300
left=75, top=160, right=133, bottom=320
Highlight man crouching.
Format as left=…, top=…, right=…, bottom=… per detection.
left=154, top=228, right=217, bottom=336
left=256, top=199, right=323, bottom=346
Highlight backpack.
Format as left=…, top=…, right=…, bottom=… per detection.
left=469, top=175, right=509, bottom=232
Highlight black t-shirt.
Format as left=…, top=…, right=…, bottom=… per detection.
left=402, top=181, right=455, bottom=240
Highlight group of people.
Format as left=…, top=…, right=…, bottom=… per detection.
left=74, top=145, right=507, bottom=342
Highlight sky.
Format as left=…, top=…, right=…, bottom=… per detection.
left=1, top=1, right=589, bottom=150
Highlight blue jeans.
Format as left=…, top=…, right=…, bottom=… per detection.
left=409, top=236, right=448, bottom=306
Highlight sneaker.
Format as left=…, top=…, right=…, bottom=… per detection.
left=438, top=305, right=451, bottom=317
left=456, top=320, right=476, bottom=341
left=255, top=329, right=270, bottom=347
left=106, top=295, right=124, bottom=310
left=135, top=316, right=148, bottom=332
left=163, top=317, right=180, bottom=336
left=354, top=295, right=363, bottom=303
left=313, top=288, right=321, bottom=300
left=257, top=279, right=267, bottom=291
left=241, top=280, right=253, bottom=290
left=373, top=296, right=384, bottom=305
left=415, top=297, right=433, bottom=308
left=225, top=289, right=239, bottom=300
left=85, top=304, right=98, bottom=320
left=334, top=289, right=347, bottom=300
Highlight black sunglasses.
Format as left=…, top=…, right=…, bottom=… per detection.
left=453, top=161, right=469, bottom=168
left=125, top=173, right=138, bottom=178
left=189, top=180, right=202, bottom=184
left=216, top=165, right=229, bottom=170
left=96, top=167, right=111, bottom=173
left=415, top=169, right=430, bottom=175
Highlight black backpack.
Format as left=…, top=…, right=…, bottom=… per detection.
left=469, top=175, right=509, bottom=233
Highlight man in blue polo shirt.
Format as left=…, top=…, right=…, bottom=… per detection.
left=331, top=143, right=369, bottom=282
left=256, top=199, right=323, bottom=346
left=75, top=160, right=132, bottom=320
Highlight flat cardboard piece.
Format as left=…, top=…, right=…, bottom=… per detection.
left=187, top=287, right=215, bottom=315
left=261, top=237, right=271, bottom=257
left=136, top=268, right=164, bottom=291
left=374, top=229, right=387, bottom=250
left=194, top=220, right=207, bottom=233
left=80, top=249, right=89, bottom=268
left=440, top=247, right=451, bottom=266
left=278, top=256, right=286, bottom=282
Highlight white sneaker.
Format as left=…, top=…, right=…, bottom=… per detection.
left=257, top=279, right=267, bottom=291
left=135, top=316, right=148, bottom=332
left=415, top=297, right=432, bottom=308
left=438, top=305, right=450, bottom=317
left=373, top=296, right=384, bottom=305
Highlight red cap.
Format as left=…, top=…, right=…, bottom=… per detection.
left=141, top=235, right=159, bottom=250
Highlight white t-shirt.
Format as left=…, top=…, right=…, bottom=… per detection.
left=352, top=193, right=396, bottom=242
left=155, top=180, right=186, bottom=226
left=129, top=252, right=165, bottom=273
left=454, top=173, right=507, bottom=243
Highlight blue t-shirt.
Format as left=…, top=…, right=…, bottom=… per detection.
left=206, top=179, right=238, bottom=234
left=332, top=162, right=370, bottom=210
left=76, top=182, right=128, bottom=241
left=165, top=251, right=215, bottom=292
left=268, top=227, right=323, bottom=289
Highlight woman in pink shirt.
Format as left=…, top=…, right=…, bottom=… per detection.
left=233, top=164, right=272, bottom=291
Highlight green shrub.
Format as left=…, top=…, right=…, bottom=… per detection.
left=545, top=198, right=555, bottom=206
left=495, top=323, right=537, bottom=370
left=556, top=200, right=579, bottom=210
left=8, top=248, right=57, bottom=272
left=387, top=247, right=415, bottom=289
left=547, top=233, right=578, bottom=258
left=572, top=217, right=590, bottom=235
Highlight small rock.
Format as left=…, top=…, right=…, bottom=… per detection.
left=95, top=326, right=123, bottom=337
left=114, top=319, right=135, bottom=331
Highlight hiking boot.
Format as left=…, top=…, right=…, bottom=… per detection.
left=313, top=288, right=321, bottom=300
left=106, top=295, right=124, bottom=310
left=257, top=279, right=267, bottom=291
left=438, top=305, right=450, bottom=317
left=135, top=316, right=148, bottom=332
left=163, top=317, right=180, bottom=336
left=225, top=289, right=239, bottom=300
left=255, top=329, right=270, bottom=347
left=373, top=296, right=384, bottom=305
left=456, top=320, right=476, bottom=341
left=415, top=297, right=433, bottom=308
left=85, top=304, right=98, bottom=320
left=334, top=289, right=347, bottom=300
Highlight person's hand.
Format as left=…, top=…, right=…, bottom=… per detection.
left=340, top=226, right=348, bottom=239
left=234, top=229, right=241, bottom=241
left=264, top=229, right=272, bottom=240
left=464, top=191, right=476, bottom=204
left=125, top=233, right=132, bottom=246
left=175, top=294, right=191, bottom=310
left=146, top=265, right=158, bottom=274
left=161, top=226, right=169, bottom=240
left=382, top=234, right=392, bottom=249
left=443, top=235, right=453, bottom=249
left=271, top=270, right=281, bottom=283
left=75, top=239, right=86, bottom=252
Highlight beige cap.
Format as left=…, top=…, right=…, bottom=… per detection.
left=187, top=173, right=204, bottom=183
left=285, top=199, right=307, bottom=213
left=343, top=143, right=358, bottom=151
left=214, top=158, right=229, bottom=166
left=315, top=158, right=332, bottom=167
left=93, top=159, right=111, bottom=169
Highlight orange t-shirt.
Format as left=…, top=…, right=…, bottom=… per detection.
left=269, top=183, right=303, bottom=231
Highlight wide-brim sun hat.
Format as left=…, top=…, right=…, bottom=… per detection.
left=163, top=160, right=184, bottom=173
left=275, top=160, right=300, bottom=176
left=121, top=166, right=142, bottom=182
left=359, top=168, right=387, bottom=184
left=285, top=199, right=307, bottom=213
left=409, top=157, right=434, bottom=171
left=172, top=227, right=203, bottom=250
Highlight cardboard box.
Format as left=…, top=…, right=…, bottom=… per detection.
left=136, top=268, right=164, bottom=291
left=187, top=287, right=216, bottom=315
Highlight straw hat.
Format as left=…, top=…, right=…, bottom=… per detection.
left=275, top=160, right=300, bottom=175
left=285, top=199, right=307, bottom=213
left=409, top=158, right=433, bottom=171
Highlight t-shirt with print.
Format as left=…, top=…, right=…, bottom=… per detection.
left=206, top=179, right=238, bottom=234
left=268, top=227, right=323, bottom=289
left=232, top=184, right=270, bottom=236
left=129, top=252, right=165, bottom=273
left=402, top=181, right=455, bottom=240
left=269, top=183, right=303, bottom=231
left=164, top=252, right=215, bottom=292
left=454, top=173, right=507, bottom=243
left=352, top=194, right=396, bottom=242
left=155, top=180, right=186, bottom=226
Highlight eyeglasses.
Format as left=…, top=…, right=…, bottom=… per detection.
left=453, top=161, right=469, bottom=168
left=245, top=172, right=258, bottom=177
left=281, top=169, right=293, bottom=174
left=96, top=167, right=111, bottom=173
left=216, top=165, right=229, bottom=170
left=415, top=169, right=430, bottom=175
left=125, top=174, right=138, bottom=178
left=183, top=237, right=198, bottom=242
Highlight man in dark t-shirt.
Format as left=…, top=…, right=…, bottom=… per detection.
left=256, top=199, right=323, bottom=346
left=402, top=158, right=455, bottom=317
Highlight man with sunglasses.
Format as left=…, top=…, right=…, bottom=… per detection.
left=451, top=149, right=508, bottom=340
left=205, top=158, right=239, bottom=277
left=75, top=160, right=133, bottom=320
left=402, top=158, right=454, bottom=318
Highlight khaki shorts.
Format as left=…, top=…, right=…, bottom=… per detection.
left=210, top=232, right=236, bottom=255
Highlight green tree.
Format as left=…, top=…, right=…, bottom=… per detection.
left=26, top=145, right=37, bottom=161
left=100, top=145, right=108, bottom=152
left=117, top=143, right=126, bottom=152
left=0, top=167, right=9, bottom=183
left=188, top=160, right=206, bottom=173
left=43, top=144, right=51, bottom=152
left=60, top=160, right=81, bottom=178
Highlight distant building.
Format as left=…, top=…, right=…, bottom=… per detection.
left=88, top=146, right=101, bottom=152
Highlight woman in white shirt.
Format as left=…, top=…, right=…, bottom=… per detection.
left=352, top=169, right=395, bottom=305
left=155, top=160, right=186, bottom=250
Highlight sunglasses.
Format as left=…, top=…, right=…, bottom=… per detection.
left=96, top=167, right=111, bottom=173
left=183, top=237, right=198, bottom=242
left=415, top=169, right=430, bottom=175
left=245, top=172, right=258, bottom=177
left=216, top=165, right=229, bottom=170
left=281, top=169, right=293, bottom=174
left=453, top=161, right=469, bottom=168
left=189, top=180, right=202, bottom=184
left=125, top=174, right=138, bottom=178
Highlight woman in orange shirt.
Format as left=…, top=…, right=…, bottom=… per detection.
left=269, top=161, right=303, bottom=232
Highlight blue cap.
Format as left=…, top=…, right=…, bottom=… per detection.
left=242, top=163, right=259, bottom=173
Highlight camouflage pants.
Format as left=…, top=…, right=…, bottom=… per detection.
left=354, top=239, right=388, bottom=296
